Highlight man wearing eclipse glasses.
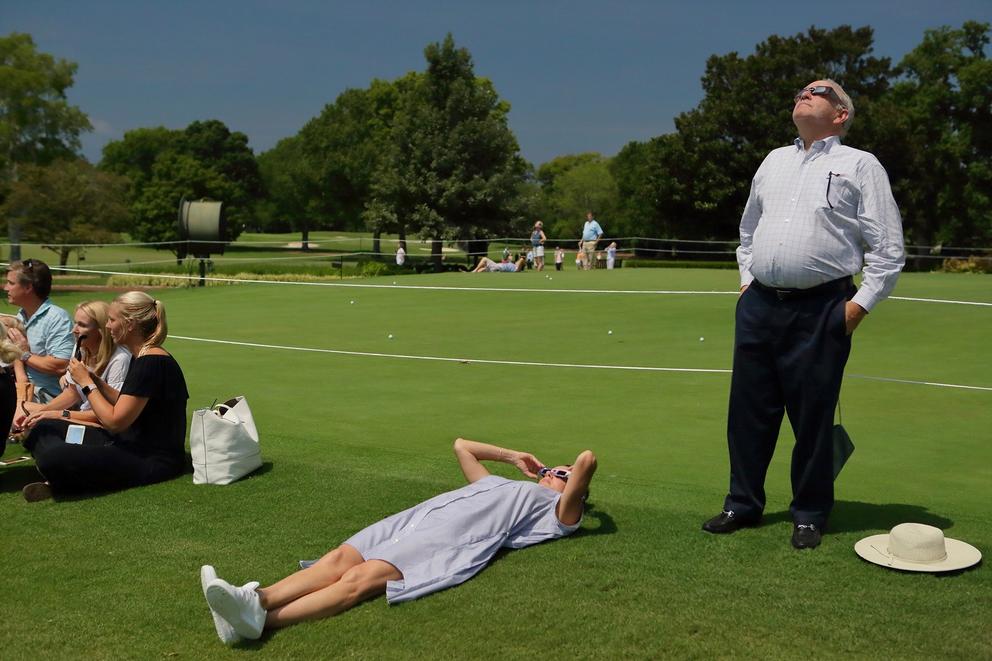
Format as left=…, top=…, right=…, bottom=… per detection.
left=703, top=80, right=905, bottom=549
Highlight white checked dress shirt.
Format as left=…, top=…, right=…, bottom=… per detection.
left=736, top=136, right=905, bottom=311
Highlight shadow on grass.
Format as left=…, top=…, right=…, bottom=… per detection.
left=575, top=502, right=617, bottom=537
left=0, top=461, right=42, bottom=493
left=762, top=500, right=954, bottom=533
left=0, top=458, right=275, bottom=501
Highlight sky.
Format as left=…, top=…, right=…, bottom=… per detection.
left=6, top=1, right=991, bottom=167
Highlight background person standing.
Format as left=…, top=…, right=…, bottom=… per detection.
left=606, top=242, right=617, bottom=270
left=702, top=79, right=905, bottom=550
left=531, top=221, right=547, bottom=271
left=578, top=211, right=603, bottom=270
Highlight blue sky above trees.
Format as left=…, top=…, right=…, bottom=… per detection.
left=8, top=0, right=991, bottom=166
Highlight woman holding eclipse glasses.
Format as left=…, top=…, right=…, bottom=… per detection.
left=17, top=300, right=131, bottom=428
left=201, top=438, right=597, bottom=645
left=19, top=291, right=188, bottom=502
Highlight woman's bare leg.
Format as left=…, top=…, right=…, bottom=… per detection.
left=264, top=559, right=402, bottom=628
left=256, top=544, right=364, bottom=611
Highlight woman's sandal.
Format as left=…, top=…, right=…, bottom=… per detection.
left=22, top=482, right=53, bottom=502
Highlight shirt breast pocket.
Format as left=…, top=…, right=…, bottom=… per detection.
left=823, top=172, right=858, bottom=214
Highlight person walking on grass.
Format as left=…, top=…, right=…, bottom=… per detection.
left=702, top=79, right=905, bottom=550
left=554, top=246, right=564, bottom=271
left=201, top=438, right=597, bottom=645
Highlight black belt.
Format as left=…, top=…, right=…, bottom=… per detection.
left=750, top=276, right=852, bottom=301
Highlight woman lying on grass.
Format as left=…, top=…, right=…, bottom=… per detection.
left=471, top=256, right=526, bottom=273
left=201, top=438, right=597, bottom=645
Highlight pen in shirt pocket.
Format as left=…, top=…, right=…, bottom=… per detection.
left=826, top=171, right=844, bottom=209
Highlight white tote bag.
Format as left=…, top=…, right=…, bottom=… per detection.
left=190, top=396, right=262, bottom=485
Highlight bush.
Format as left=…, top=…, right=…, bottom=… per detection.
left=940, top=256, right=992, bottom=274
left=360, top=261, right=389, bottom=278
left=106, top=271, right=365, bottom=288
left=624, top=259, right=737, bottom=270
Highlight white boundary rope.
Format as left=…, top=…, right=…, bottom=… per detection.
left=32, top=265, right=992, bottom=306
left=170, top=335, right=992, bottom=392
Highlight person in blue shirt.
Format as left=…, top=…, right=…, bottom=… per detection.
left=578, top=211, right=603, bottom=270
left=200, top=439, right=598, bottom=645
left=4, top=259, right=74, bottom=403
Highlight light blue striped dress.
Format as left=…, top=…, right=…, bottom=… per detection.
left=340, top=475, right=581, bottom=603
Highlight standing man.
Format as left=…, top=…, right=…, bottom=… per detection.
left=702, top=80, right=905, bottom=549
left=4, top=259, right=74, bottom=403
left=395, top=244, right=406, bottom=267
left=578, top=211, right=603, bottom=270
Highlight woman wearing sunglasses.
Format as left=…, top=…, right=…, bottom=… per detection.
left=19, top=292, right=187, bottom=501
left=17, top=300, right=131, bottom=428
left=201, top=438, right=597, bottom=645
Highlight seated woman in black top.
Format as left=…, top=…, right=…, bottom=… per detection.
left=21, top=291, right=189, bottom=501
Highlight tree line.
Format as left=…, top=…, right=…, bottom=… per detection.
left=1, top=24, right=989, bottom=269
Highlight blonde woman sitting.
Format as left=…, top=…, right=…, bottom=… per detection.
left=19, top=300, right=131, bottom=428
left=20, top=292, right=188, bottom=501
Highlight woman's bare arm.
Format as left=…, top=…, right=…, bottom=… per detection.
left=452, top=438, right=545, bottom=483
left=556, top=450, right=597, bottom=526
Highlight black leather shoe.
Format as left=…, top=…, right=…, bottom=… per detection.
left=702, top=510, right=759, bottom=534
left=791, top=523, right=822, bottom=549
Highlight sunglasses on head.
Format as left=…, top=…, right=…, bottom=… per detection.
left=794, top=85, right=845, bottom=108
left=538, top=467, right=571, bottom=481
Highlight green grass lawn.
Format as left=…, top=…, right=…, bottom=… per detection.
left=2, top=268, right=990, bottom=659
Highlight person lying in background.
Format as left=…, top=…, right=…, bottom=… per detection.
left=471, top=256, right=526, bottom=273
left=201, top=438, right=597, bottom=645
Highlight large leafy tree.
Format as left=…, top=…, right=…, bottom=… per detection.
left=255, top=135, right=312, bottom=233
left=1, top=159, right=127, bottom=266
left=300, top=76, right=416, bottom=229
left=366, top=34, right=527, bottom=269
left=617, top=25, right=894, bottom=240
left=0, top=32, right=91, bottom=258
left=101, top=120, right=261, bottom=245
left=878, top=21, right=992, bottom=247
left=535, top=153, right=619, bottom=239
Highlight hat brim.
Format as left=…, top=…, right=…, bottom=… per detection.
left=855, top=534, right=982, bottom=572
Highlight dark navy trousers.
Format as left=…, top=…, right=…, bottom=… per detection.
left=723, top=278, right=855, bottom=527
left=25, top=420, right=183, bottom=494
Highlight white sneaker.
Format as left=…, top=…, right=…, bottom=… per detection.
left=200, top=565, right=257, bottom=645
left=205, top=577, right=267, bottom=640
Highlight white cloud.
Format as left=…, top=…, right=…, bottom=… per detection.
left=90, top=118, right=114, bottom=135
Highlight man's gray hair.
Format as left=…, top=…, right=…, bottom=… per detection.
left=825, top=78, right=855, bottom=135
